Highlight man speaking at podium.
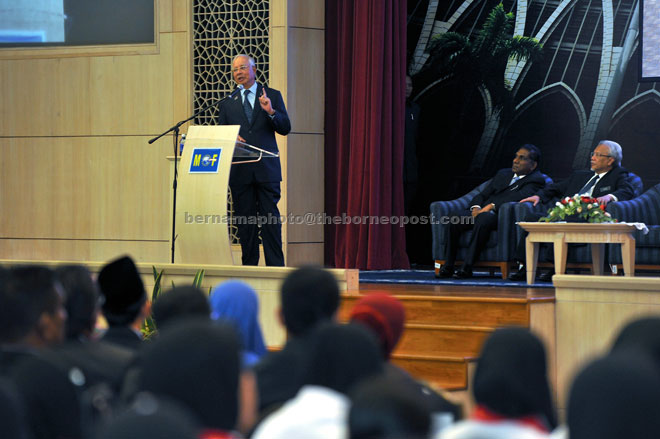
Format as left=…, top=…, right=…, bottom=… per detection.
left=218, top=54, right=291, bottom=266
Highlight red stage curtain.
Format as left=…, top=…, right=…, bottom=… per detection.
left=325, top=0, right=409, bottom=269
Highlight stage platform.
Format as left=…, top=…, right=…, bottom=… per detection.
left=342, top=276, right=556, bottom=410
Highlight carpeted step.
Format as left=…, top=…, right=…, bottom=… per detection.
left=340, top=295, right=530, bottom=327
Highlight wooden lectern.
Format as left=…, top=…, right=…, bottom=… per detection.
left=174, top=125, right=277, bottom=265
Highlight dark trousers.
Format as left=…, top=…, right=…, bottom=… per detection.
left=445, top=210, right=497, bottom=268
left=231, top=181, right=284, bottom=266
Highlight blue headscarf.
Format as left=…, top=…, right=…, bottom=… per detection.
left=209, top=280, right=267, bottom=367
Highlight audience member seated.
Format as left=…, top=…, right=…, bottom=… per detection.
left=52, top=265, right=135, bottom=394
left=0, top=266, right=67, bottom=358
left=253, top=265, right=340, bottom=416
left=97, top=256, right=150, bottom=351
left=348, top=375, right=433, bottom=439
left=252, top=322, right=383, bottom=439
left=210, top=280, right=267, bottom=367
left=439, top=327, right=556, bottom=439
left=566, top=352, right=660, bottom=439
left=138, top=320, right=245, bottom=438
left=349, top=292, right=461, bottom=424
left=0, top=265, right=83, bottom=439
left=150, top=285, right=211, bottom=331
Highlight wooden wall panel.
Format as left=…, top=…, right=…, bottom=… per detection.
left=0, top=1, right=190, bottom=263
left=554, top=275, right=660, bottom=410
left=0, top=239, right=169, bottom=263
left=287, top=134, right=324, bottom=243
left=0, top=137, right=171, bottom=240
left=272, top=0, right=325, bottom=264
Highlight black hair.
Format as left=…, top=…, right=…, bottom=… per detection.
left=349, top=375, right=432, bottom=439
left=519, top=143, right=541, bottom=165
left=55, top=265, right=99, bottom=339
left=280, top=266, right=340, bottom=336
left=0, top=266, right=61, bottom=343
left=151, top=286, right=210, bottom=330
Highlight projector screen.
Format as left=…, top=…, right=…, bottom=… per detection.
left=0, top=0, right=154, bottom=48
left=641, top=0, right=660, bottom=81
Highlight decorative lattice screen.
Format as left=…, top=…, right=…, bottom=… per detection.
left=192, top=0, right=270, bottom=126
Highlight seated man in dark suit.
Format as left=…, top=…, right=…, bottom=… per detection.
left=439, top=144, right=546, bottom=279
left=509, top=140, right=635, bottom=281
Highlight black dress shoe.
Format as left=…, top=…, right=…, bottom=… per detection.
left=436, top=266, right=455, bottom=278
left=508, top=267, right=526, bottom=281
left=537, top=269, right=555, bottom=282
left=453, top=268, right=473, bottom=279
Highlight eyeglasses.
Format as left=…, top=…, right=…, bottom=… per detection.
left=232, top=65, right=250, bottom=73
left=591, top=152, right=611, bottom=158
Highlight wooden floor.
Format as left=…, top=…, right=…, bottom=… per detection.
left=339, top=281, right=556, bottom=393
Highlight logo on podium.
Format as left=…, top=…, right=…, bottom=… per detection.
left=190, top=148, right=221, bottom=173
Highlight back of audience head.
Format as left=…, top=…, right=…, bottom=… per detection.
left=349, top=292, right=405, bottom=360
left=97, top=256, right=147, bottom=327
left=472, top=327, right=556, bottom=430
left=303, top=322, right=383, bottom=395
left=280, top=265, right=340, bottom=337
left=56, top=264, right=101, bottom=340
left=349, top=375, right=431, bottom=439
left=567, top=351, right=660, bottom=439
left=610, top=316, right=660, bottom=371
left=210, top=280, right=266, bottom=366
left=96, top=392, right=201, bottom=439
left=0, top=265, right=67, bottom=347
left=151, top=285, right=210, bottom=331
left=138, top=319, right=241, bottom=432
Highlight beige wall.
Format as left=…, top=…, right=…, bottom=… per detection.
left=272, top=0, right=325, bottom=266
left=0, top=0, right=188, bottom=264
left=0, top=0, right=324, bottom=266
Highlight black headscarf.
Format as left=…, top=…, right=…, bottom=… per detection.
left=303, top=323, right=383, bottom=395
left=567, top=352, right=660, bottom=439
left=472, top=327, right=557, bottom=429
left=139, top=319, right=241, bottom=431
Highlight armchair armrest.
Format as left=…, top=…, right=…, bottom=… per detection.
left=607, top=183, right=660, bottom=224
left=430, top=180, right=491, bottom=260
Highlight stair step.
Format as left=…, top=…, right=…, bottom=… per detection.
left=390, top=353, right=473, bottom=390
left=340, top=295, right=530, bottom=327
left=394, top=324, right=493, bottom=357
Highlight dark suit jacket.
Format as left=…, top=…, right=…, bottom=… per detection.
left=253, top=332, right=313, bottom=414
left=538, top=166, right=634, bottom=204
left=53, top=339, right=136, bottom=392
left=470, top=168, right=547, bottom=209
left=100, top=326, right=143, bottom=352
left=217, top=83, right=291, bottom=185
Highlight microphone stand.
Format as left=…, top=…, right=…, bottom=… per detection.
left=149, top=89, right=241, bottom=263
